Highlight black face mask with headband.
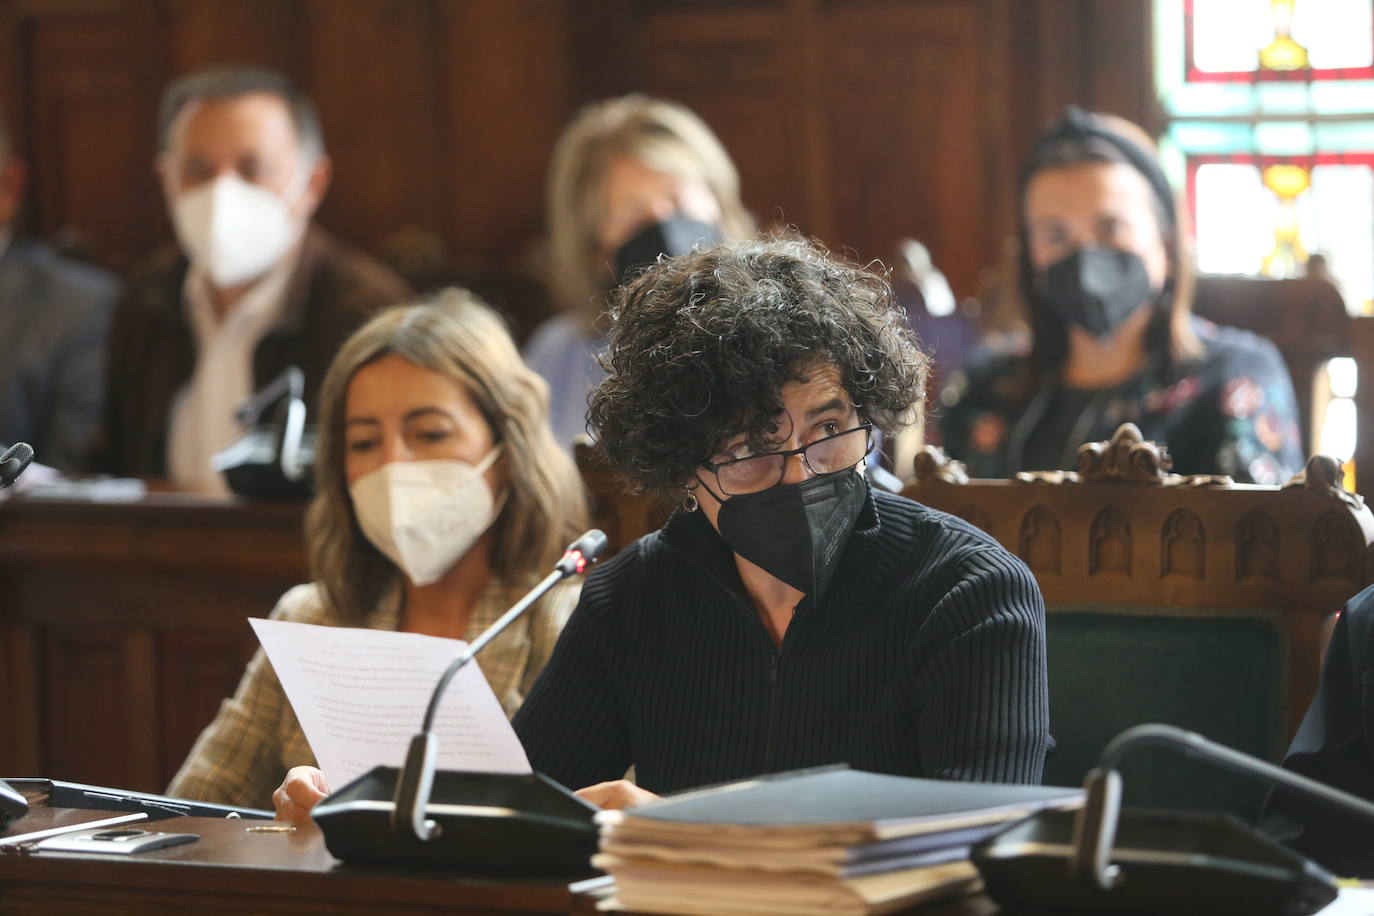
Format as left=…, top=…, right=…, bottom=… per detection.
left=1039, top=247, right=1156, bottom=340
left=710, top=469, right=868, bottom=602
left=1021, top=107, right=1177, bottom=342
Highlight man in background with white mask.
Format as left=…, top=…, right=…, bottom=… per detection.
left=0, top=108, right=118, bottom=472
left=98, top=65, right=409, bottom=490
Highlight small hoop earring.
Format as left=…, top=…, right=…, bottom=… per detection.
left=682, top=492, right=699, bottom=513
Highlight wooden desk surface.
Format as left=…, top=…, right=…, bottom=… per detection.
left=7, top=796, right=1366, bottom=916
left=1, top=791, right=586, bottom=915
left=0, top=788, right=1008, bottom=916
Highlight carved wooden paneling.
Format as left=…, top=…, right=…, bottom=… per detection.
left=300, top=0, right=445, bottom=256
left=1311, top=509, right=1362, bottom=584
left=158, top=629, right=259, bottom=785
left=26, top=11, right=162, bottom=268
left=0, top=495, right=308, bottom=791
left=955, top=504, right=992, bottom=535
left=1162, top=508, right=1206, bottom=580
left=436, top=0, right=573, bottom=270
left=159, top=0, right=296, bottom=76
left=42, top=627, right=158, bottom=788
left=1237, top=509, right=1281, bottom=582
left=1018, top=505, right=1061, bottom=575
left=641, top=6, right=807, bottom=238
left=0, top=621, right=40, bottom=775
left=1090, top=506, right=1131, bottom=576
left=824, top=1, right=986, bottom=280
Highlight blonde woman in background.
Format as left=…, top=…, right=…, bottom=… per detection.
left=168, top=290, right=588, bottom=819
left=526, top=94, right=755, bottom=449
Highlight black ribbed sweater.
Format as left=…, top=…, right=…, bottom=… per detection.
left=513, top=487, right=1050, bottom=794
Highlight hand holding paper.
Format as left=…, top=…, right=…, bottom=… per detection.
left=250, top=618, right=531, bottom=790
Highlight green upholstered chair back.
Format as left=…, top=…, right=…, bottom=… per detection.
left=1044, top=607, right=1285, bottom=820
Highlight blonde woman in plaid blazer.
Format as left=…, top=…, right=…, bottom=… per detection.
left=168, top=291, right=588, bottom=815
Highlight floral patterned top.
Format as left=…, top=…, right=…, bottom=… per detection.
left=938, top=318, right=1303, bottom=485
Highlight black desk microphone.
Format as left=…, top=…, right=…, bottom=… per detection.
left=975, top=724, right=1374, bottom=915
left=311, top=529, right=609, bottom=875
left=393, top=528, right=608, bottom=842
left=0, top=442, right=34, bottom=489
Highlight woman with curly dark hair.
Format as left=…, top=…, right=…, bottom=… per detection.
left=513, top=235, right=1051, bottom=808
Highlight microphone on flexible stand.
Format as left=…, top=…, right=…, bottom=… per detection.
left=0, top=442, right=34, bottom=489
left=312, top=530, right=609, bottom=875
left=974, top=724, right=1374, bottom=915
left=393, top=528, right=608, bottom=842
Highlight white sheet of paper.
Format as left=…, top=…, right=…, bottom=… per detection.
left=249, top=617, right=532, bottom=789
left=1317, top=887, right=1374, bottom=915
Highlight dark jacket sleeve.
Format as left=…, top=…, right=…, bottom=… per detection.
left=95, top=257, right=188, bottom=476
left=511, top=557, right=633, bottom=791
left=45, top=269, right=117, bottom=472
left=1260, top=585, right=1374, bottom=876
left=913, top=545, right=1051, bottom=784
left=254, top=229, right=412, bottom=413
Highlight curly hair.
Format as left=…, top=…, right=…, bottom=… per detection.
left=588, top=235, right=928, bottom=495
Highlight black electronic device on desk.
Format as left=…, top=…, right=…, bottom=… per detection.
left=4, top=778, right=271, bottom=821
left=312, top=530, right=608, bottom=877
left=973, top=724, right=1374, bottom=915
left=214, top=366, right=315, bottom=500
left=314, top=768, right=597, bottom=874
left=0, top=441, right=34, bottom=490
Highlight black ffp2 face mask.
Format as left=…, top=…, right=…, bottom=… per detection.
left=714, top=469, right=868, bottom=602
left=1040, top=247, right=1155, bottom=340
left=613, top=217, right=722, bottom=287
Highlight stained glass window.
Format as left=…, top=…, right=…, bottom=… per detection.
left=1158, top=0, right=1374, bottom=309
left=1157, top=0, right=1374, bottom=465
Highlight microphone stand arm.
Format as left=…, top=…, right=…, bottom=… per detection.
left=392, top=567, right=567, bottom=843
left=1072, top=723, right=1374, bottom=891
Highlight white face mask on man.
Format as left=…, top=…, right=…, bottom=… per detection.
left=170, top=170, right=306, bottom=289
left=348, top=446, right=507, bottom=587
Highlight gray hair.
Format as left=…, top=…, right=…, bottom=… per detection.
left=158, top=64, right=324, bottom=163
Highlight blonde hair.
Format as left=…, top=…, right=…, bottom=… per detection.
left=307, top=289, right=589, bottom=623
left=546, top=93, right=755, bottom=313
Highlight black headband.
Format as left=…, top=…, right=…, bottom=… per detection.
left=1019, top=106, right=1177, bottom=231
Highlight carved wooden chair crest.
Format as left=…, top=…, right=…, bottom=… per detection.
left=904, top=423, right=1374, bottom=818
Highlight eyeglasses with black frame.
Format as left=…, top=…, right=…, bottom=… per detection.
left=701, top=424, right=875, bottom=496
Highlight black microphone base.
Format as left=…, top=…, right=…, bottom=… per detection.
left=972, top=807, right=1338, bottom=915
left=311, top=767, right=599, bottom=876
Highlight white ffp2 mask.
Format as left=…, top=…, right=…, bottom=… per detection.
left=348, top=447, right=506, bottom=587
left=171, top=172, right=304, bottom=289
